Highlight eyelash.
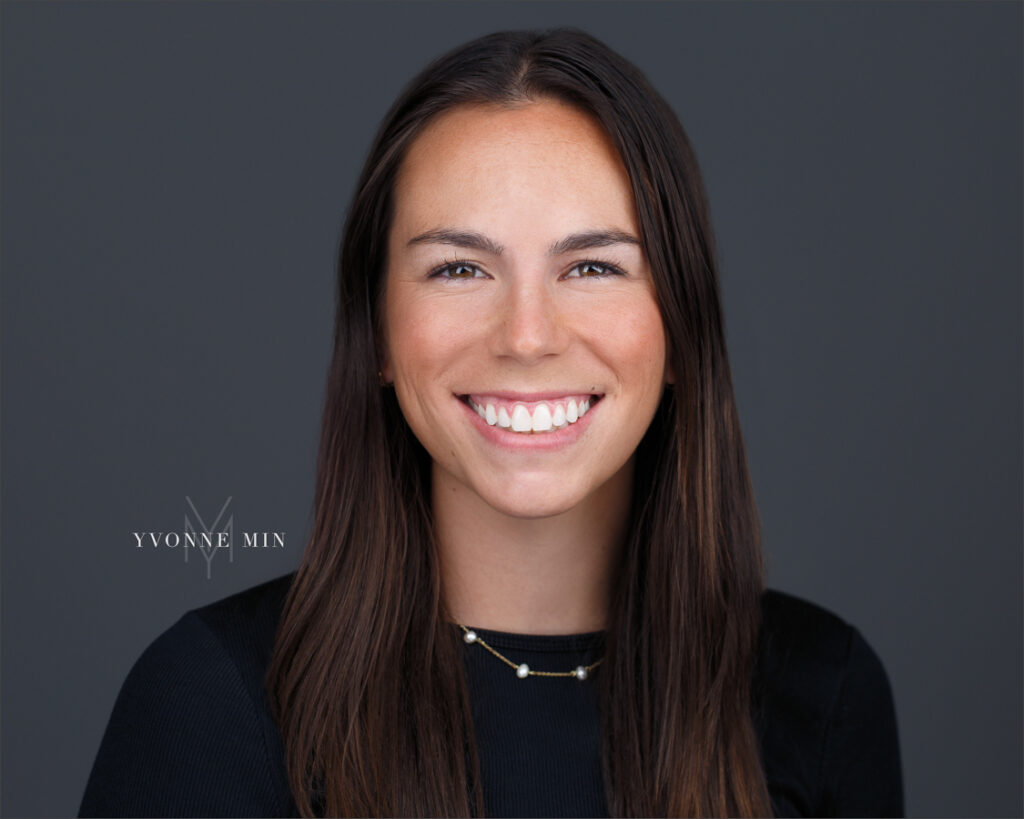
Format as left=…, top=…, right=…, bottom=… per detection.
left=427, top=259, right=627, bottom=281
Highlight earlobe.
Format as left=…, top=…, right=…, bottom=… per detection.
left=378, top=348, right=393, bottom=385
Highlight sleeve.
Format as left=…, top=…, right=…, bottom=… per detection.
left=78, top=611, right=289, bottom=818
left=819, top=625, right=905, bottom=817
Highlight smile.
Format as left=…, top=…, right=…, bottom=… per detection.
left=462, top=394, right=602, bottom=434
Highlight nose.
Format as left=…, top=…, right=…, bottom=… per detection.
left=490, top=278, right=570, bottom=364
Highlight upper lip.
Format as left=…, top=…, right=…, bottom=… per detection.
left=458, top=390, right=603, bottom=401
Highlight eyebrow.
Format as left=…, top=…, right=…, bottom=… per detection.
left=406, top=228, right=642, bottom=256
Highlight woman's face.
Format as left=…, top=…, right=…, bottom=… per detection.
left=382, top=98, right=671, bottom=519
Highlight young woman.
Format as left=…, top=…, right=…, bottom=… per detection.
left=80, top=28, right=903, bottom=818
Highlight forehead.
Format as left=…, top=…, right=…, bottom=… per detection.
left=391, top=99, right=638, bottom=236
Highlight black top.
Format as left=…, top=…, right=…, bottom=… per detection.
left=78, top=573, right=903, bottom=818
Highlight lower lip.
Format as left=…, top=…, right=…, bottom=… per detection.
left=456, top=395, right=601, bottom=451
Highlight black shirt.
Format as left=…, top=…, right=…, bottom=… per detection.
left=78, top=573, right=903, bottom=817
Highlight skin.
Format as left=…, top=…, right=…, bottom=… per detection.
left=381, top=98, right=672, bottom=634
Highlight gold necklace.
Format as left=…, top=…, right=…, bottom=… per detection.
left=458, top=624, right=604, bottom=680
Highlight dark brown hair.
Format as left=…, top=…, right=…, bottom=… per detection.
left=268, top=27, right=771, bottom=817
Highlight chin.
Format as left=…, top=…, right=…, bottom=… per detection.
left=477, top=482, right=589, bottom=520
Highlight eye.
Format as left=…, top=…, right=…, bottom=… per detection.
left=564, top=260, right=626, bottom=279
left=428, top=261, right=487, bottom=281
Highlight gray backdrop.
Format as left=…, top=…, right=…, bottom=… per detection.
left=2, top=1, right=1020, bottom=816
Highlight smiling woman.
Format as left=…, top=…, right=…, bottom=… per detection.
left=384, top=100, right=667, bottom=531
left=79, top=28, right=903, bottom=819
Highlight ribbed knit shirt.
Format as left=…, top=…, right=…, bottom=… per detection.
left=78, top=573, right=904, bottom=817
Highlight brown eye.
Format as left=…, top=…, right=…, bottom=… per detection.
left=430, top=262, right=484, bottom=280
left=566, top=261, right=624, bottom=278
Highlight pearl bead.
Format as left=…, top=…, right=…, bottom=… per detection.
left=575, top=666, right=587, bottom=680
left=516, top=663, right=530, bottom=678
left=463, top=630, right=477, bottom=644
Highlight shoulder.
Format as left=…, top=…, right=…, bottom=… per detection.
left=187, top=571, right=295, bottom=689
left=754, top=589, right=856, bottom=757
left=139, top=571, right=295, bottom=725
left=79, top=572, right=297, bottom=818
left=756, top=589, right=904, bottom=817
left=758, top=588, right=859, bottom=680
left=756, top=589, right=896, bottom=718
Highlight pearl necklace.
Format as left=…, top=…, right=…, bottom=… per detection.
left=459, top=624, right=604, bottom=680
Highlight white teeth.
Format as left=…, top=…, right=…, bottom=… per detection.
left=531, top=404, right=553, bottom=432
left=468, top=396, right=598, bottom=434
left=511, top=404, right=533, bottom=432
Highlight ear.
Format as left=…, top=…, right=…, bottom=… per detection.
left=664, top=359, right=676, bottom=386
left=375, top=322, right=393, bottom=383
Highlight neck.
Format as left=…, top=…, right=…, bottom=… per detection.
left=433, top=459, right=633, bottom=636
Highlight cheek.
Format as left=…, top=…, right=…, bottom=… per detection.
left=584, top=297, right=667, bottom=383
left=386, top=290, right=479, bottom=378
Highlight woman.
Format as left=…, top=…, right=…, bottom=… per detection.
left=80, top=28, right=903, bottom=818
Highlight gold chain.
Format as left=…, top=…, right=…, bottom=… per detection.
left=458, top=624, right=604, bottom=680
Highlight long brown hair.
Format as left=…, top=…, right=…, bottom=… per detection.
left=268, top=28, right=772, bottom=817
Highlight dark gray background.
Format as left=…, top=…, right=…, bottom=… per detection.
left=2, top=1, right=1021, bottom=816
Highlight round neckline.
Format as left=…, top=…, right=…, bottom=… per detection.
left=449, top=621, right=605, bottom=653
